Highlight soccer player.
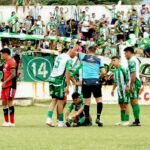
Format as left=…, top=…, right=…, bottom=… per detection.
left=46, top=45, right=78, bottom=127
left=78, top=46, right=106, bottom=127
left=0, top=48, right=17, bottom=127
left=65, top=92, right=85, bottom=127
left=124, top=47, right=142, bottom=126
left=111, top=56, right=130, bottom=126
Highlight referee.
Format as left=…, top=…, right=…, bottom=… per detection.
left=78, top=46, right=106, bottom=127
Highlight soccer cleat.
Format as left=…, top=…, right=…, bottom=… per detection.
left=46, top=118, right=55, bottom=127
left=115, top=122, right=123, bottom=126
left=58, top=121, right=66, bottom=127
left=2, top=122, right=10, bottom=127
left=9, top=123, right=16, bottom=127
left=122, top=121, right=130, bottom=126
left=95, top=119, right=103, bottom=127
left=84, top=118, right=92, bottom=126
left=130, top=121, right=141, bottom=127
left=66, top=122, right=71, bottom=127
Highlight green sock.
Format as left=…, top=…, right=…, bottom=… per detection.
left=124, top=113, right=129, bottom=121
left=132, top=104, right=140, bottom=120
left=47, top=111, right=53, bottom=118
left=121, top=110, right=125, bottom=121
left=58, top=114, right=64, bottom=121
left=78, top=117, right=85, bottom=125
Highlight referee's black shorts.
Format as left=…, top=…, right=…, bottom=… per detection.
left=82, top=79, right=102, bottom=99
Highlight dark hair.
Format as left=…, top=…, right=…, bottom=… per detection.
left=111, top=56, right=120, bottom=60
left=61, top=48, right=69, bottom=53
left=1, top=48, right=11, bottom=55
left=88, top=46, right=96, bottom=53
left=124, top=47, right=134, bottom=53
left=72, top=92, right=80, bottom=100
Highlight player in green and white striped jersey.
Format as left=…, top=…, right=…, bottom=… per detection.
left=111, top=56, right=130, bottom=126
left=46, top=45, right=78, bottom=127
left=124, top=47, right=142, bottom=126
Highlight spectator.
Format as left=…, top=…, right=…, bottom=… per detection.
left=0, top=22, right=9, bottom=32
left=31, top=21, right=43, bottom=35
left=12, top=17, right=20, bottom=33
left=24, top=15, right=32, bottom=34
left=105, top=4, right=118, bottom=25
left=46, top=17, right=57, bottom=35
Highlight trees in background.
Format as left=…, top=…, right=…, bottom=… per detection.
left=0, top=0, right=141, bottom=5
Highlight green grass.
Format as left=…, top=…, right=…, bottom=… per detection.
left=0, top=104, right=150, bottom=150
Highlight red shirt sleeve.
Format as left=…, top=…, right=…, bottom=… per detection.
left=8, top=59, right=16, bottom=69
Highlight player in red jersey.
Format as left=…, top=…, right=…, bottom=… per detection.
left=0, top=48, right=17, bottom=127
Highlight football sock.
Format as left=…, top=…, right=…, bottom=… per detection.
left=3, top=107, right=9, bottom=122
left=58, top=113, right=64, bottom=121
left=9, top=106, right=15, bottom=124
left=97, top=102, right=103, bottom=120
left=121, top=110, right=125, bottom=121
left=124, top=113, right=129, bottom=121
left=132, top=104, right=140, bottom=122
left=47, top=111, right=53, bottom=119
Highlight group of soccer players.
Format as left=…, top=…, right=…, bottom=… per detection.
left=111, top=47, right=141, bottom=127
left=46, top=44, right=142, bottom=127
left=0, top=44, right=142, bottom=127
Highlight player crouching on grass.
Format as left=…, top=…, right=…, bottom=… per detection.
left=111, top=56, right=130, bottom=126
left=65, top=92, right=86, bottom=127
left=124, top=47, right=142, bottom=126
left=0, top=48, right=17, bottom=127
left=46, top=45, right=78, bottom=127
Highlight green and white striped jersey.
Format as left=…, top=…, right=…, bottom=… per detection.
left=47, top=21, right=57, bottom=30
left=50, top=53, right=72, bottom=84
left=7, top=15, right=17, bottom=24
left=33, top=26, right=42, bottom=35
left=12, top=21, right=20, bottom=33
left=128, top=56, right=140, bottom=80
left=114, top=65, right=129, bottom=98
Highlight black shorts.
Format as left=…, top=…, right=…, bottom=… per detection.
left=82, top=84, right=102, bottom=99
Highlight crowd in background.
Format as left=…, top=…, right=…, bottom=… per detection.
left=0, top=4, right=150, bottom=58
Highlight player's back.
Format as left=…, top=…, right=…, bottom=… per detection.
left=50, top=53, right=71, bottom=79
left=79, top=53, right=104, bottom=79
left=128, top=56, right=140, bottom=80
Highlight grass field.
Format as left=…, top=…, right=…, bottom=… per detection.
left=0, top=104, right=150, bottom=150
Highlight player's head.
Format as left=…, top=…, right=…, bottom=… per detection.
left=72, top=92, right=80, bottom=105
left=124, top=47, right=134, bottom=60
left=111, top=56, right=120, bottom=68
left=87, top=46, right=96, bottom=54
left=68, top=44, right=78, bottom=58
left=61, top=48, right=69, bottom=54
left=1, top=48, right=11, bottom=60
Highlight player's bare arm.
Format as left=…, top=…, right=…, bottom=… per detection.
left=65, top=70, right=71, bottom=94
left=65, top=111, right=70, bottom=121
left=111, top=83, right=117, bottom=96
left=130, top=72, right=136, bottom=93
left=100, top=67, right=106, bottom=78
left=2, top=68, right=16, bottom=88
left=74, top=108, right=84, bottom=117
left=70, top=76, right=76, bottom=85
